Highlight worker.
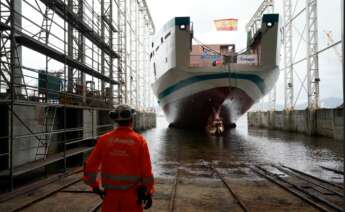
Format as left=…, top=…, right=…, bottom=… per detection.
left=83, top=104, right=154, bottom=212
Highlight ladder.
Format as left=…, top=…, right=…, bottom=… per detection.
left=35, top=107, right=57, bottom=160
left=38, top=8, right=55, bottom=43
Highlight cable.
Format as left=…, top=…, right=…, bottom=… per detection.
left=192, top=37, right=222, bottom=55
left=192, top=24, right=271, bottom=58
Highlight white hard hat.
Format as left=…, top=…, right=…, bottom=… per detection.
left=109, top=104, right=136, bottom=121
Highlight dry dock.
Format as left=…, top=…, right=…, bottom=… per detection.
left=0, top=161, right=343, bottom=212
left=248, top=108, right=344, bottom=140
left=0, top=117, right=343, bottom=211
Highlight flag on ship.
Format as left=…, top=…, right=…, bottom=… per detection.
left=214, top=18, right=238, bottom=31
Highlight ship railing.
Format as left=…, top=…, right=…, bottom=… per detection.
left=245, top=0, right=274, bottom=44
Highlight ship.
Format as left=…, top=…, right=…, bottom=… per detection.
left=151, top=14, right=280, bottom=130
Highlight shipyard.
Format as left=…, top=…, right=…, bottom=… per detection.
left=0, top=0, right=344, bottom=211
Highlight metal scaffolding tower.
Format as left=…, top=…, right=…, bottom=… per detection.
left=283, top=0, right=294, bottom=110
left=117, top=0, right=127, bottom=104
left=306, top=0, right=319, bottom=110
left=0, top=0, right=155, bottom=191
left=251, top=0, right=339, bottom=112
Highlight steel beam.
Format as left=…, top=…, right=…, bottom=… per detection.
left=77, top=0, right=86, bottom=103
left=118, top=0, right=127, bottom=104
left=40, top=0, right=120, bottom=58
left=14, top=34, right=117, bottom=84
left=246, top=0, right=274, bottom=40
left=108, top=0, right=114, bottom=105
left=306, top=0, right=319, bottom=110
left=101, top=0, right=105, bottom=95
left=67, top=0, right=73, bottom=92
left=283, top=0, right=294, bottom=110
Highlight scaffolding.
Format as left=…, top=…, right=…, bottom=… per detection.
left=283, top=0, right=294, bottom=110
left=251, top=0, right=342, bottom=112
left=305, top=0, right=319, bottom=110
left=0, top=0, right=154, bottom=191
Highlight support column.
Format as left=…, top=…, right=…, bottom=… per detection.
left=283, top=0, right=294, bottom=110
left=67, top=0, right=74, bottom=93
left=78, top=0, right=86, bottom=103
left=13, top=0, right=22, bottom=96
left=128, top=0, right=132, bottom=106
left=109, top=0, right=114, bottom=105
left=135, top=2, right=139, bottom=109
left=117, top=0, right=127, bottom=104
left=101, top=0, right=105, bottom=96
left=306, top=0, right=320, bottom=110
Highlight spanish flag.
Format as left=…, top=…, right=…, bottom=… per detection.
left=214, top=18, right=238, bottom=31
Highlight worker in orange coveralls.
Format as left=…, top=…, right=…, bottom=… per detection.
left=83, top=104, right=154, bottom=212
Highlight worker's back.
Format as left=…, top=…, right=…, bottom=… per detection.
left=98, top=127, right=151, bottom=192
left=84, top=127, right=154, bottom=212
left=83, top=105, right=154, bottom=212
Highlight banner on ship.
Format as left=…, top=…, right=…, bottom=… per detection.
left=214, top=18, right=238, bottom=31
left=237, top=54, right=258, bottom=65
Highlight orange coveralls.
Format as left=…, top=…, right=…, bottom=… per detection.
left=83, top=127, right=154, bottom=212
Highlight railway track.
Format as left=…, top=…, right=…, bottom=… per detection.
left=0, top=171, right=102, bottom=212
left=203, top=162, right=249, bottom=212
left=249, top=164, right=344, bottom=212
left=0, top=161, right=343, bottom=211
left=159, top=161, right=344, bottom=212
left=168, top=161, right=250, bottom=212
left=168, top=165, right=180, bottom=212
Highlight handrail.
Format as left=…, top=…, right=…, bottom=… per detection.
left=245, top=0, right=274, bottom=34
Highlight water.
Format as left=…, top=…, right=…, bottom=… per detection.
left=141, top=114, right=344, bottom=183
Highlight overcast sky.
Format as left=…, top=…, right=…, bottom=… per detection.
left=20, top=0, right=343, bottom=107
left=146, top=0, right=343, bottom=107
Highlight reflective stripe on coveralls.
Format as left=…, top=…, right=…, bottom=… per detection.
left=101, top=174, right=155, bottom=190
left=84, top=173, right=155, bottom=190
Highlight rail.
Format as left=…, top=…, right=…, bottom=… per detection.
left=249, top=164, right=343, bottom=212
left=245, top=0, right=274, bottom=39
left=201, top=161, right=249, bottom=212
left=1, top=161, right=343, bottom=211
left=169, top=166, right=180, bottom=212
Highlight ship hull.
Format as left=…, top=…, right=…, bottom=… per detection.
left=152, top=66, right=279, bottom=129
left=162, top=86, right=253, bottom=128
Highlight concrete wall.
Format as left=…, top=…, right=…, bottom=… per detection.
left=83, top=109, right=98, bottom=139
left=9, top=105, right=61, bottom=166
left=94, top=111, right=157, bottom=133
left=133, top=112, right=156, bottom=131
left=248, top=108, right=344, bottom=140
left=4, top=105, right=156, bottom=169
